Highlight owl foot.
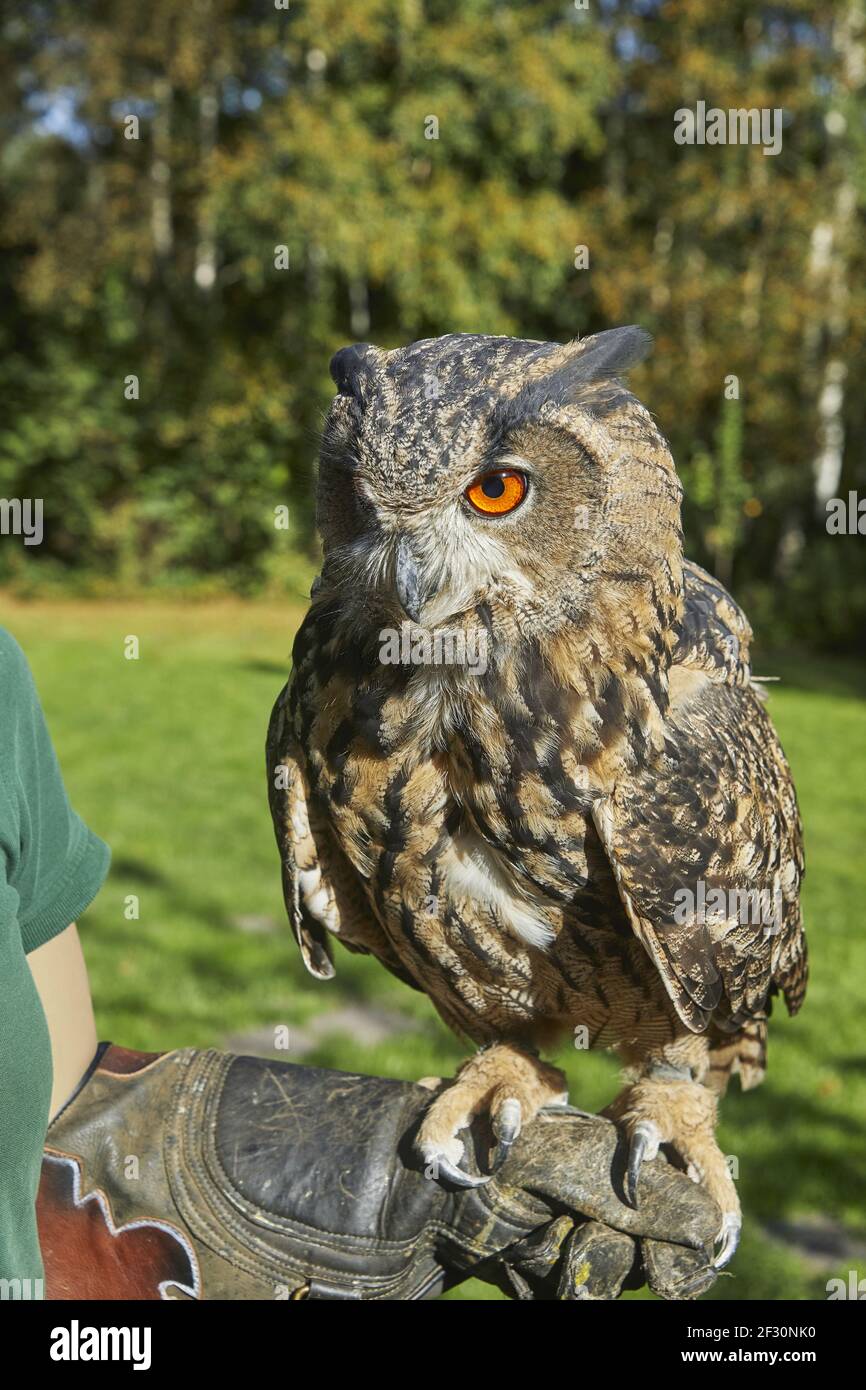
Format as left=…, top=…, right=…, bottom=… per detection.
left=608, top=1075, right=741, bottom=1270
left=416, top=1044, right=569, bottom=1188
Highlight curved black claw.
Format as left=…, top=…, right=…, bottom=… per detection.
left=713, top=1212, right=742, bottom=1269
left=419, top=1145, right=491, bottom=1189
left=490, top=1097, right=521, bottom=1172
left=625, top=1122, right=660, bottom=1208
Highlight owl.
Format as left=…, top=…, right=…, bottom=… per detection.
left=266, top=328, right=807, bottom=1269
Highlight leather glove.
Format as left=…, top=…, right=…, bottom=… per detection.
left=37, top=1044, right=719, bottom=1300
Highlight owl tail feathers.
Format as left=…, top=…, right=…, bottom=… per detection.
left=708, top=1021, right=767, bottom=1095
left=781, top=937, right=809, bottom=1019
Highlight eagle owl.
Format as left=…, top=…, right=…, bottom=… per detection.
left=267, top=328, right=807, bottom=1268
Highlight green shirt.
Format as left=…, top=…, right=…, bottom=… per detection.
left=0, top=628, right=110, bottom=1295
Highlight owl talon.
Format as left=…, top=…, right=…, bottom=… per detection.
left=713, top=1211, right=741, bottom=1269
left=611, top=1074, right=741, bottom=1265
left=490, top=1096, right=522, bottom=1171
left=415, top=1044, right=568, bottom=1189
left=420, top=1147, right=491, bottom=1189
left=625, top=1120, right=661, bottom=1208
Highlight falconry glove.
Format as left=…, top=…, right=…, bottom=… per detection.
left=37, top=1044, right=719, bottom=1300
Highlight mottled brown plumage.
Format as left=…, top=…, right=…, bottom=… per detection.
left=267, top=329, right=807, bottom=1266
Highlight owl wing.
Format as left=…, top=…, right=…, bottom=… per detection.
left=266, top=679, right=338, bottom=980
left=674, top=559, right=754, bottom=686
left=266, top=675, right=423, bottom=991
left=591, top=564, right=807, bottom=1036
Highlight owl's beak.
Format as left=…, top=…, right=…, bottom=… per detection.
left=394, top=535, right=425, bottom=622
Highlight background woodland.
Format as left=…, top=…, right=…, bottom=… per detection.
left=1, top=0, right=864, bottom=648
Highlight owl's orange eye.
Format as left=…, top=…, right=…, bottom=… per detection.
left=465, top=469, right=528, bottom=517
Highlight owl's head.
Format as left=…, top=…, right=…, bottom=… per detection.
left=315, top=328, right=683, bottom=695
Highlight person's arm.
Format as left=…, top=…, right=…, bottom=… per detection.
left=27, top=923, right=98, bottom=1120
left=0, top=628, right=110, bottom=1290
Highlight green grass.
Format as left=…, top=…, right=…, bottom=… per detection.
left=3, top=596, right=864, bottom=1301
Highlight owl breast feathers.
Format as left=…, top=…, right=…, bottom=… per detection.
left=267, top=328, right=807, bottom=1089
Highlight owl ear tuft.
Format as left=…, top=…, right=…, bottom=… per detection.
left=541, top=326, right=652, bottom=407
left=492, top=326, right=654, bottom=434
left=329, top=342, right=380, bottom=403
left=569, top=325, right=653, bottom=385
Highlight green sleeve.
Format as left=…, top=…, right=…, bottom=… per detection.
left=0, top=629, right=110, bottom=952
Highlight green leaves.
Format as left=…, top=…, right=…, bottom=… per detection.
left=1, top=0, right=863, bottom=646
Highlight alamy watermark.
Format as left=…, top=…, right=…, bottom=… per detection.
left=0, top=497, right=43, bottom=545
left=826, top=491, right=865, bottom=535
left=50, top=1321, right=152, bottom=1369
left=672, top=881, right=783, bottom=935
left=826, top=1270, right=865, bottom=1299
left=674, top=102, right=783, bottom=157
left=0, top=1276, right=44, bottom=1300
left=379, top=622, right=488, bottom=676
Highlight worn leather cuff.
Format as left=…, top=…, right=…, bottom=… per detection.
left=39, top=1046, right=497, bottom=1299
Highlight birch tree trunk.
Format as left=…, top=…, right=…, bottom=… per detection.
left=194, top=82, right=220, bottom=293
left=804, top=0, right=864, bottom=514
left=150, top=77, right=173, bottom=261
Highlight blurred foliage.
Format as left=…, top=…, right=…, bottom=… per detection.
left=0, top=0, right=864, bottom=645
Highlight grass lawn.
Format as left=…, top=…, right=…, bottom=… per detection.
left=3, top=593, right=864, bottom=1301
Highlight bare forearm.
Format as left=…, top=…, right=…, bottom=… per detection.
left=27, top=922, right=97, bottom=1121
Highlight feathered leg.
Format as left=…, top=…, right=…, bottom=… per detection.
left=415, top=1044, right=569, bottom=1187
left=607, top=1035, right=741, bottom=1268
